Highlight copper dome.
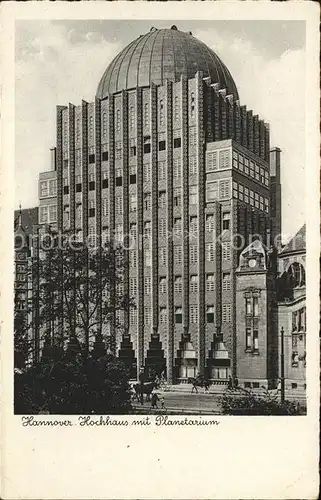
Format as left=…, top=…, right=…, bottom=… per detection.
left=96, top=27, right=239, bottom=99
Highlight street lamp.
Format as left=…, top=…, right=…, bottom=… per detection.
left=280, top=326, right=285, bottom=403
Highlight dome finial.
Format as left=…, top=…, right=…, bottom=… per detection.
left=171, top=25, right=178, bottom=31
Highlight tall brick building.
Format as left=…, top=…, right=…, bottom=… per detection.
left=33, top=25, right=304, bottom=390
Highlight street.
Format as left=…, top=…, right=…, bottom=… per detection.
left=132, top=390, right=222, bottom=415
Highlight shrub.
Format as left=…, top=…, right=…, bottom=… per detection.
left=219, top=387, right=306, bottom=416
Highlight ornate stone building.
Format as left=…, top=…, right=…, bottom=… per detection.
left=34, top=25, right=293, bottom=386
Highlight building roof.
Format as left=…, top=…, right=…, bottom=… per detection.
left=280, top=224, right=306, bottom=255
left=96, top=26, right=239, bottom=99
left=14, top=207, right=38, bottom=235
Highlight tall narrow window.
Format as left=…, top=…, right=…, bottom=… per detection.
left=244, top=292, right=260, bottom=353
left=174, top=276, right=182, bottom=293
left=159, top=100, right=164, bottom=126
left=206, top=306, right=214, bottom=323
left=159, top=307, right=167, bottom=324
left=159, top=277, right=167, bottom=294
left=206, top=214, right=214, bottom=232
left=143, top=136, right=151, bottom=154
left=144, top=102, right=149, bottom=128
left=190, top=275, right=198, bottom=293
left=116, top=109, right=121, bottom=132
left=206, top=274, right=215, bottom=292
left=190, top=92, right=195, bottom=118
left=189, top=186, right=198, bottom=205
left=174, top=96, right=179, bottom=121
left=129, top=106, right=135, bottom=130
left=175, top=307, right=182, bottom=324
left=222, top=212, right=230, bottom=231
left=102, top=112, right=107, bottom=139
left=206, top=181, right=218, bottom=202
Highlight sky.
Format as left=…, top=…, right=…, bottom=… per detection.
left=15, top=20, right=306, bottom=240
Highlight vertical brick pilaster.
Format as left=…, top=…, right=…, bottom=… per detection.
left=247, top=110, right=254, bottom=152
left=136, top=88, right=144, bottom=376
left=121, top=91, right=129, bottom=335
left=197, top=73, right=205, bottom=376
left=107, top=96, right=116, bottom=351
left=151, top=83, right=158, bottom=335
left=95, top=98, right=102, bottom=336
left=234, top=101, right=241, bottom=143
left=259, top=120, right=265, bottom=160
left=227, top=98, right=234, bottom=139
left=182, top=77, right=189, bottom=344
left=213, top=88, right=220, bottom=141
left=220, top=92, right=227, bottom=140
left=166, top=80, right=174, bottom=382
left=264, top=124, right=270, bottom=162
left=204, top=80, right=214, bottom=143
left=240, top=105, right=248, bottom=148
left=253, top=115, right=260, bottom=155
left=231, top=200, right=239, bottom=380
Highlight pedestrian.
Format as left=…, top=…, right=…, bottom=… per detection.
left=160, top=396, right=166, bottom=410
left=150, top=392, right=159, bottom=409
left=228, top=376, right=233, bottom=389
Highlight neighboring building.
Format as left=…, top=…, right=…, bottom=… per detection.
left=277, top=225, right=306, bottom=396
left=14, top=207, right=38, bottom=367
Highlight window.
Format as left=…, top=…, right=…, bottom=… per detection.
left=245, top=292, right=260, bottom=352
left=264, top=198, right=269, bottom=213
left=76, top=175, right=82, bottom=193
left=206, top=274, right=215, bottom=292
left=144, top=221, right=151, bottom=239
left=222, top=242, right=231, bottom=260
left=174, top=245, right=182, bottom=264
left=190, top=216, right=198, bottom=233
left=207, top=306, right=214, bottom=323
left=102, top=198, right=108, bottom=217
left=64, top=185, right=69, bottom=195
left=158, top=140, right=166, bottom=151
left=158, top=161, right=166, bottom=181
left=129, top=223, right=136, bottom=243
left=173, top=159, right=181, bottom=178
left=174, top=96, right=179, bottom=121
left=129, top=251, right=137, bottom=268
left=158, top=191, right=166, bottom=209
left=144, top=102, right=149, bottom=128
left=144, top=277, right=151, bottom=295
left=115, top=176, right=122, bottom=187
left=174, top=188, right=182, bottom=207
left=144, top=193, right=151, bottom=211
left=250, top=161, right=255, bottom=177
left=144, top=307, right=151, bottom=325
left=207, top=152, right=218, bottom=171
left=222, top=273, right=231, bottom=291
left=173, top=137, right=181, bottom=149
left=190, top=245, right=198, bottom=264
left=244, top=187, right=249, bottom=204
left=222, top=212, right=230, bottom=231
left=158, top=219, right=166, bottom=238
left=88, top=116, right=94, bottom=141
left=129, top=138, right=136, bottom=157
left=102, top=112, right=107, bottom=139
left=115, top=224, right=123, bottom=243
left=190, top=92, right=195, bottom=118
left=159, top=100, right=164, bottom=126
left=246, top=328, right=252, bottom=350
left=174, top=276, right=182, bottom=293
left=190, top=305, right=198, bottom=323
left=88, top=153, right=95, bottom=164
left=189, top=127, right=196, bottom=147
left=159, top=307, right=167, bottom=324
left=40, top=181, right=48, bottom=197
left=222, top=304, right=231, bottom=323
left=253, top=330, right=259, bottom=351
left=115, top=109, right=121, bottom=132
left=115, top=196, right=123, bottom=215
left=206, top=243, right=215, bottom=262
left=173, top=218, right=182, bottom=236
left=189, top=185, right=198, bottom=205
left=206, top=214, right=214, bottom=232
left=102, top=150, right=108, bottom=162
left=190, top=275, right=198, bottom=293
left=239, top=184, right=244, bottom=201
left=219, top=150, right=230, bottom=169
left=175, top=307, right=182, bottom=324
left=219, top=180, right=230, bottom=200
left=189, top=156, right=197, bottom=176
left=159, top=247, right=167, bottom=267
left=89, top=173, right=95, bottom=191
left=144, top=249, right=151, bottom=267
left=159, top=277, right=167, bottom=294
left=129, top=106, right=135, bottom=131
left=48, top=204, right=57, bottom=222
left=89, top=200, right=95, bottom=218
left=129, top=278, right=137, bottom=296
left=206, top=182, right=218, bottom=202
left=39, top=207, right=48, bottom=224
left=129, top=308, right=137, bottom=325
left=115, top=142, right=122, bottom=160
left=143, top=163, right=151, bottom=183
left=102, top=171, right=108, bottom=189
left=130, top=194, right=137, bottom=212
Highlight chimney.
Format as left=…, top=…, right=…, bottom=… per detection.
left=50, top=147, right=56, bottom=171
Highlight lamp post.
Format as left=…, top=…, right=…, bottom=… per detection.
left=280, top=326, right=285, bottom=403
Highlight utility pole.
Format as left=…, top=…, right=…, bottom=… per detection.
left=280, top=326, right=285, bottom=403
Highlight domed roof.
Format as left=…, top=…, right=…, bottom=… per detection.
left=96, top=26, right=239, bottom=99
